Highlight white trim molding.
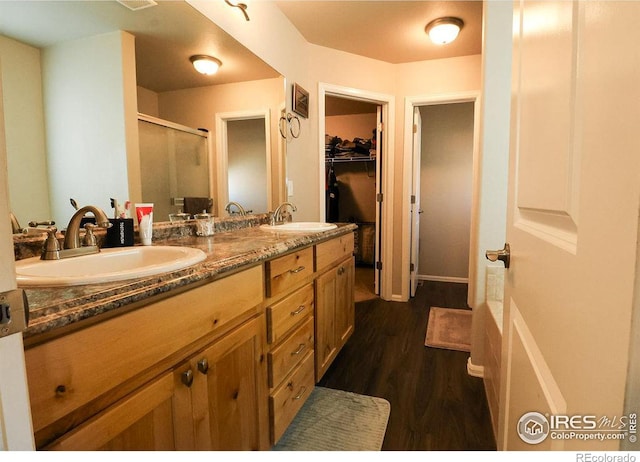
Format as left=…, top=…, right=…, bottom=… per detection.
left=318, top=82, right=395, bottom=301
left=402, top=91, right=481, bottom=302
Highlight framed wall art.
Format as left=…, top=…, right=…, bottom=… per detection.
left=292, top=83, right=309, bottom=118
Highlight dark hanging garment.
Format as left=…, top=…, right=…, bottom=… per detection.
left=326, top=166, right=340, bottom=222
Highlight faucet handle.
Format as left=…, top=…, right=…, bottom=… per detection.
left=82, top=223, right=98, bottom=247
left=28, top=220, right=55, bottom=228
left=41, top=227, right=61, bottom=260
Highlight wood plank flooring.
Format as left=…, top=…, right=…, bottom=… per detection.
left=318, top=271, right=497, bottom=451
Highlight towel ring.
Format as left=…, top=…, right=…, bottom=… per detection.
left=279, top=113, right=301, bottom=141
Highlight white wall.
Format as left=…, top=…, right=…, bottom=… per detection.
left=418, top=102, right=474, bottom=281
left=43, top=31, right=136, bottom=226
left=0, top=36, right=51, bottom=227
left=468, top=1, right=512, bottom=372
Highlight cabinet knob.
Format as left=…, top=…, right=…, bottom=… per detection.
left=181, top=369, right=194, bottom=387
left=197, top=358, right=209, bottom=375
left=337, top=266, right=345, bottom=275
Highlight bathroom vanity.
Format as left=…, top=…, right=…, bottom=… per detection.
left=18, top=221, right=356, bottom=450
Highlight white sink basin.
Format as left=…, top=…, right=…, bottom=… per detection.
left=15, top=246, right=207, bottom=287
left=260, top=222, right=338, bottom=233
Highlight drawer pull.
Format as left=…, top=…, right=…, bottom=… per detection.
left=197, top=358, right=209, bottom=375
left=290, top=305, right=306, bottom=316
left=293, top=386, right=307, bottom=400
left=337, top=266, right=345, bottom=275
left=289, top=265, right=305, bottom=274
left=181, top=369, right=194, bottom=388
left=291, top=343, right=306, bottom=356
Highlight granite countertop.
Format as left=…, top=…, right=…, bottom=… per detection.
left=22, top=222, right=357, bottom=340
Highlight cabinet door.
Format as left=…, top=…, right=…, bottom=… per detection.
left=314, top=256, right=355, bottom=380
left=46, top=373, right=177, bottom=451
left=335, top=257, right=355, bottom=346
left=315, top=266, right=338, bottom=379
left=190, top=316, right=269, bottom=451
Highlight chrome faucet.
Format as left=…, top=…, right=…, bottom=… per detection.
left=225, top=201, right=247, bottom=216
left=271, top=202, right=297, bottom=225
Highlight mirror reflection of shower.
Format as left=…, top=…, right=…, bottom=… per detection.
left=138, top=114, right=212, bottom=221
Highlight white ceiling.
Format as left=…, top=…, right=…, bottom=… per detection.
left=0, top=1, right=483, bottom=93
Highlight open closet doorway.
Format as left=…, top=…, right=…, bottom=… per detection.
left=409, top=99, right=477, bottom=297
left=324, top=95, right=381, bottom=301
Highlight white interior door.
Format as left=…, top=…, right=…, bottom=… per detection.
left=374, top=105, right=382, bottom=295
left=0, top=60, right=34, bottom=450
left=409, top=107, right=422, bottom=297
left=499, top=0, right=640, bottom=450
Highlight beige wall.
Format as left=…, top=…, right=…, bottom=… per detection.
left=0, top=36, right=50, bottom=227
left=191, top=0, right=482, bottom=298
left=156, top=77, right=285, bottom=211
left=418, top=102, right=474, bottom=281
left=325, top=113, right=377, bottom=141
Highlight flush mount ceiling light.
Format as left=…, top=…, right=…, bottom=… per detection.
left=189, top=55, right=222, bottom=75
left=425, top=17, right=464, bottom=45
left=224, top=0, right=250, bottom=21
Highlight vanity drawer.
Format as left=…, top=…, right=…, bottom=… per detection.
left=315, top=233, right=354, bottom=272
left=269, top=351, right=315, bottom=444
left=265, top=247, right=314, bottom=297
left=268, top=316, right=314, bottom=388
left=267, top=283, right=314, bottom=344
left=25, top=265, right=264, bottom=435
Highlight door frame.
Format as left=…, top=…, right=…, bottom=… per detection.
left=318, top=83, right=394, bottom=301
left=402, top=91, right=481, bottom=302
left=215, top=109, right=272, bottom=216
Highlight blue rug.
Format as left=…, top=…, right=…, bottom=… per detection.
left=273, top=386, right=390, bottom=451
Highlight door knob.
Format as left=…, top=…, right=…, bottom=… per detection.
left=485, top=243, right=510, bottom=269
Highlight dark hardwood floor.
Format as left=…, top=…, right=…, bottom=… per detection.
left=318, top=272, right=497, bottom=451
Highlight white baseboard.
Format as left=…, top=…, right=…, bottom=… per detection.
left=418, top=275, right=469, bottom=284
left=467, top=357, right=485, bottom=378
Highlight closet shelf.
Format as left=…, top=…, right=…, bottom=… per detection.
left=325, top=155, right=376, bottom=163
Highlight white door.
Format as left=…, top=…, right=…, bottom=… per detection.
left=0, top=61, right=35, bottom=450
left=409, top=107, right=422, bottom=297
left=374, top=105, right=383, bottom=295
left=498, top=0, right=640, bottom=450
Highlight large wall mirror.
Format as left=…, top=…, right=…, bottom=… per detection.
left=0, top=0, right=285, bottom=230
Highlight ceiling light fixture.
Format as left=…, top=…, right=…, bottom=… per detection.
left=224, top=0, right=250, bottom=22
left=190, top=55, right=222, bottom=75
left=425, top=17, right=464, bottom=45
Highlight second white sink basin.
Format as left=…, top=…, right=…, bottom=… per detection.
left=260, top=222, right=338, bottom=232
left=15, top=245, right=207, bottom=287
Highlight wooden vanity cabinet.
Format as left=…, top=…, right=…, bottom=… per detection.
left=24, top=230, right=356, bottom=451
left=314, top=234, right=355, bottom=380
left=264, top=250, right=316, bottom=445
left=25, top=265, right=269, bottom=450
left=172, top=315, right=268, bottom=451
